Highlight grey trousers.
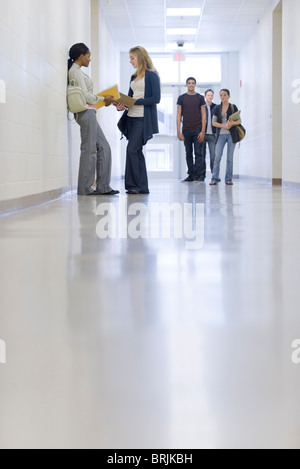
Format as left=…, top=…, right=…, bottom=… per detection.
left=76, top=110, right=112, bottom=195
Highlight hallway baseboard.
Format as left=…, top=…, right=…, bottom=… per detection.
left=0, top=186, right=76, bottom=217
left=239, top=174, right=300, bottom=191
left=282, top=180, right=300, bottom=191
left=236, top=174, right=272, bottom=184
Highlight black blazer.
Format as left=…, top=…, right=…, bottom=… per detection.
left=128, top=70, right=161, bottom=145
left=213, top=103, right=240, bottom=144
left=204, top=102, right=217, bottom=134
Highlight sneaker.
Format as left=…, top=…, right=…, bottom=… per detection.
left=182, top=177, right=194, bottom=182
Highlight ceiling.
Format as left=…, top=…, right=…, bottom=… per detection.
left=99, top=0, right=273, bottom=53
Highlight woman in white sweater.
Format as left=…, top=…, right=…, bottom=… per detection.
left=68, top=43, right=119, bottom=196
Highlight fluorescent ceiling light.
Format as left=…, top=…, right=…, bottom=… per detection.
left=167, top=8, right=201, bottom=16
left=167, top=28, right=197, bottom=35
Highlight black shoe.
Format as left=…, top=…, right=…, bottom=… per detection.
left=92, top=190, right=120, bottom=195
left=139, top=190, right=150, bottom=194
left=106, top=190, right=120, bottom=195
left=126, top=190, right=139, bottom=195
left=182, top=177, right=194, bottom=182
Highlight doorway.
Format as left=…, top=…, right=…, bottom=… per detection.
left=146, top=83, right=220, bottom=180
left=145, top=85, right=179, bottom=179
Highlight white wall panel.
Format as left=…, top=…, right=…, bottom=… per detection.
left=282, top=0, right=300, bottom=184
left=0, top=0, right=121, bottom=203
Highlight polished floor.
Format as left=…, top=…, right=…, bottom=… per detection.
left=0, top=178, right=300, bottom=449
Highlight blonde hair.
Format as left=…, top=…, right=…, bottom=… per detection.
left=129, top=46, right=159, bottom=77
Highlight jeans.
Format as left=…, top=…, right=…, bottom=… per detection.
left=125, top=117, right=149, bottom=193
left=204, top=134, right=216, bottom=173
left=182, top=129, right=206, bottom=179
left=211, top=133, right=236, bottom=183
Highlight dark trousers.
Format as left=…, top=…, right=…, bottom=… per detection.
left=183, top=129, right=206, bottom=179
left=125, top=117, right=149, bottom=193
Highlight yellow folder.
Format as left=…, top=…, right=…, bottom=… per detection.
left=96, top=84, right=120, bottom=109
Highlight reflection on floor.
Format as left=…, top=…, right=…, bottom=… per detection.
left=0, top=178, right=300, bottom=449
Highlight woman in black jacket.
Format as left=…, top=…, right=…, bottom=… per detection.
left=210, top=89, right=241, bottom=186
left=117, top=46, right=161, bottom=194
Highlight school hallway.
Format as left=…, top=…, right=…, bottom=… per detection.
left=0, top=178, right=300, bottom=449
left=2, top=0, right=300, bottom=450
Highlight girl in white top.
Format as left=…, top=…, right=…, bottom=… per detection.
left=68, top=43, right=119, bottom=196
left=127, top=77, right=145, bottom=118
left=116, top=46, right=160, bottom=194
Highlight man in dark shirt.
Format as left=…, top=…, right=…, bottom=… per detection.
left=177, top=77, right=207, bottom=182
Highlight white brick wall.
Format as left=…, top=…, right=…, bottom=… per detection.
left=239, top=0, right=300, bottom=185
left=94, top=2, right=121, bottom=179
left=238, top=1, right=278, bottom=180
left=0, top=0, right=121, bottom=202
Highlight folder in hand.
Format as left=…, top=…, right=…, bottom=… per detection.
left=96, top=84, right=120, bottom=109
left=229, top=110, right=241, bottom=121
left=114, top=92, right=137, bottom=109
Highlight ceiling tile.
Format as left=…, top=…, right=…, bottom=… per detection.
left=99, top=0, right=273, bottom=52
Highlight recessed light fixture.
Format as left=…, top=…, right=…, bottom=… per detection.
left=167, top=28, right=197, bottom=36
left=167, top=8, right=201, bottom=16
left=166, top=42, right=195, bottom=50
